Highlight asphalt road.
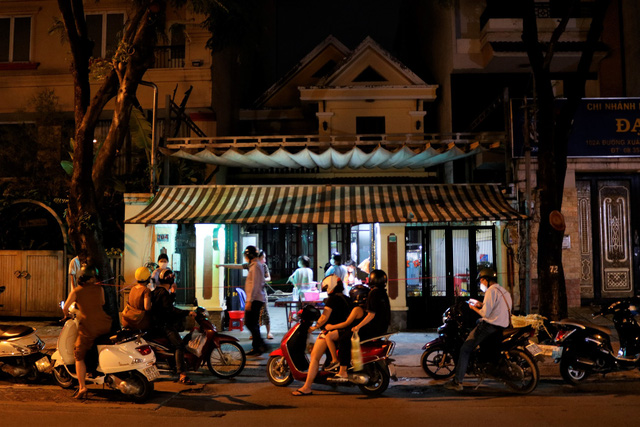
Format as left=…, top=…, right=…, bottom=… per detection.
left=1, top=305, right=640, bottom=426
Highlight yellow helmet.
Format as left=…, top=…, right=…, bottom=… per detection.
left=135, top=266, right=151, bottom=282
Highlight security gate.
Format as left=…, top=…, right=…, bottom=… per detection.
left=578, top=177, right=637, bottom=300
left=0, top=250, right=64, bottom=317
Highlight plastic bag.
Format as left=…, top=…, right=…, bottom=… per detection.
left=187, top=330, right=206, bottom=357
left=351, top=331, right=363, bottom=371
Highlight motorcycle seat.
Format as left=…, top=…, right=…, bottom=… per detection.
left=0, top=324, right=35, bottom=339
left=556, top=318, right=611, bottom=336
left=94, top=333, right=116, bottom=345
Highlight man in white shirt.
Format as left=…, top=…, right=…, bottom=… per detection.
left=445, top=267, right=512, bottom=391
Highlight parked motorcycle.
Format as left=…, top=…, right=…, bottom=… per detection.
left=552, top=299, right=640, bottom=385
left=51, top=302, right=158, bottom=402
left=0, top=286, right=52, bottom=380
left=266, top=305, right=396, bottom=396
left=421, top=300, right=541, bottom=394
left=146, top=306, right=246, bottom=378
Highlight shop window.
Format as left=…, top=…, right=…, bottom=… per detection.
left=475, top=228, right=495, bottom=297
left=452, top=229, right=470, bottom=296
left=405, top=228, right=423, bottom=297
left=86, top=12, right=125, bottom=59
left=0, top=16, right=31, bottom=62
left=428, top=229, right=447, bottom=297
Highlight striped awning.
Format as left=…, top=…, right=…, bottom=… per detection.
left=126, top=184, right=525, bottom=225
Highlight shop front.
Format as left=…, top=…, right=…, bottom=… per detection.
left=124, top=183, right=524, bottom=330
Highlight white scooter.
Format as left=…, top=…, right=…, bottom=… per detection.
left=50, top=302, right=158, bottom=402
left=0, top=287, right=52, bottom=380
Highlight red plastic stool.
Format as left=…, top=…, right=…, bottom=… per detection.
left=228, top=310, right=245, bottom=331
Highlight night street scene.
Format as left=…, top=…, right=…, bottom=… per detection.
left=2, top=0, right=640, bottom=426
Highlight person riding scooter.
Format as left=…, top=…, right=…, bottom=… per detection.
left=150, top=268, right=196, bottom=385
left=292, top=274, right=350, bottom=396
left=444, top=267, right=512, bottom=392
left=62, top=264, right=112, bottom=399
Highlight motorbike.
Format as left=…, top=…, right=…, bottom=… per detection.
left=266, top=305, right=396, bottom=396
left=145, top=306, right=246, bottom=378
left=421, top=300, right=541, bottom=394
left=0, top=286, right=52, bottom=380
left=51, top=302, right=158, bottom=402
left=552, top=298, right=640, bottom=385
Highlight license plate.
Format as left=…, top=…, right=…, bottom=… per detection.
left=142, top=365, right=160, bottom=381
left=551, top=346, right=564, bottom=359
left=526, top=342, right=543, bottom=357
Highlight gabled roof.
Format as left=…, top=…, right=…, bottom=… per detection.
left=253, top=35, right=350, bottom=108
left=318, top=36, right=426, bottom=87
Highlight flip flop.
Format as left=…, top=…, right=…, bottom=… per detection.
left=179, top=376, right=196, bottom=385
left=292, top=389, right=313, bottom=396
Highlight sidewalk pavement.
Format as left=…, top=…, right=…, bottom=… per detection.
left=3, top=304, right=639, bottom=381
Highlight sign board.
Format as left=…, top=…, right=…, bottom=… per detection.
left=157, top=233, right=169, bottom=243
left=512, top=98, right=640, bottom=158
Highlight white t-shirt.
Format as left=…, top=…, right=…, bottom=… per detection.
left=479, top=284, right=512, bottom=328
left=68, top=256, right=81, bottom=289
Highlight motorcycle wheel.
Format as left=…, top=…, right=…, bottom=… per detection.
left=266, top=356, right=293, bottom=387
left=53, top=366, right=75, bottom=389
left=421, top=346, right=456, bottom=379
left=502, top=349, right=539, bottom=395
left=207, top=342, right=246, bottom=378
left=358, top=361, right=390, bottom=396
left=559, top=357, right=590, bottom=385
left=127, top=371, right=154, bottom=403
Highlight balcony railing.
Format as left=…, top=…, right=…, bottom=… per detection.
left=153, top=45, right=185, bottom=69
left=480, top=1, right=596, bottom=30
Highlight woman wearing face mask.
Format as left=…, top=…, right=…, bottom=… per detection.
left=287, top=255, right=314, bottom=301
left=150, top=254, right=170, bottom=291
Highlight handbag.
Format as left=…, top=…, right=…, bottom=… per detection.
left=351, top=331, right=364, bottom=371
left=187, top=329, right=207, bottom=357
left=122, top=303, right=150, bottom=330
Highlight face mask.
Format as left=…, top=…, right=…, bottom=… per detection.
left=159, top=261, right=168, bottom=268
left=330, top=259, right=335, bottom=266
left=480, top=283, right=488, bottom=293
left=298, top=261, right=303, bottom=268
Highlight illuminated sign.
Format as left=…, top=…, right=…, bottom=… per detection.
left=512, top=98, right=640, bottom=157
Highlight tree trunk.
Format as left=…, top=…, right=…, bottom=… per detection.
left=522, top=0, right=610, bottom=320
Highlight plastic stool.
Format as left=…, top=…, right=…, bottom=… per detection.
left=228, top=310, right=245, bottom=331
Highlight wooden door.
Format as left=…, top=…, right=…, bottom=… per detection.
left=22, top=251, right=64, bottom=316
left=0, top=251, right=22, bottom=316
left=0, top=250, right=64, bottom=317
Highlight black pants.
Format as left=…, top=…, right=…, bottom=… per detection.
left=245, top=300, right=265, bottom=352
left=164, top=325, right=186, bottom=375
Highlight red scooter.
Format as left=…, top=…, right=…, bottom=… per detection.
left=266, top=305, right=396, bottom=396
left=146, top=307, right=246, bottom=378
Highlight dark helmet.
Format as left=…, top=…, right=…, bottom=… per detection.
left=349, top=284, right=370, bottom=306
left=158, top=268, right=175, bottom=285
left=331, top=252, right=342, bottom=265
left=298, top=255, right=310, bottom=268
left=78, top=264, right=98, bottom=284
left=243, top=245, right=259, bottom=261
left=477, top=267, right=497, bottom=283
left=369, top=269, right=387, bottom=289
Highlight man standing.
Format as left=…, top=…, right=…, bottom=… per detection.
left=243, top=246, right=266, bottom=356
left=444, top=267, right=512, bottom=391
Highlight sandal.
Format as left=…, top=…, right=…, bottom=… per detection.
left=292, top=389, right=313, bottom=396
left=179, top=376, right=196, bottom=385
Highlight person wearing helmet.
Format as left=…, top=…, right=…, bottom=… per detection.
left=324, top=284, right=371, bottom=380
left=243, top=246, right=267, bottom=356
left=150, top=268, right=196, bottom=385
left=62, top=264, right=112, bottom=399
left=292, top=274, right=350, bottom=396
left=121, top=266, right=152, bottom=331
left=351, top=269, right=391, bottom=340
left=444, top=267, right=512, bottom=392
